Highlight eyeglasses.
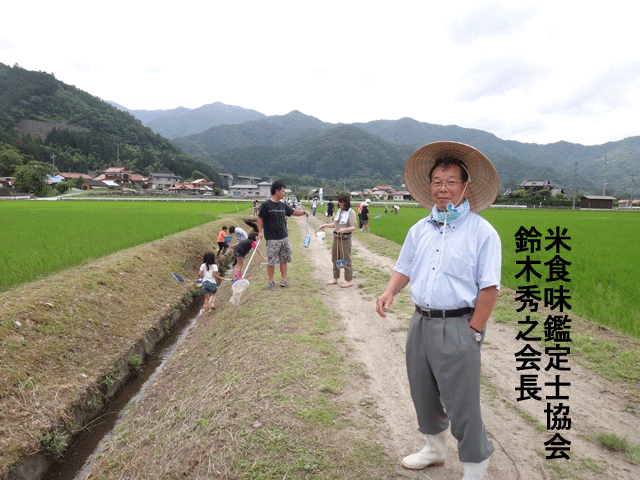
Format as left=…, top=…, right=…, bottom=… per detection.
left=430, top=181, right=463, bottom=189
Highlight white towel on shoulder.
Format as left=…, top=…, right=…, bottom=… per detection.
left=334, top=208, right=352, bottom=225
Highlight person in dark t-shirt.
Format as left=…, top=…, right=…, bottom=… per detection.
left=257, top=180, right=310, bottom=288
left=326, top=200, right=335, bottom=218
left=232, top=232, right=266, bottom=282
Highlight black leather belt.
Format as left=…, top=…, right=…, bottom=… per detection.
left=415, top=306, right=474, bottom=319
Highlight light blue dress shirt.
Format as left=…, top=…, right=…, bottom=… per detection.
left=394, top=208, right=501, bottom=310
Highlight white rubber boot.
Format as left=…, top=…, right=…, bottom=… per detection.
left=461, top=457, right=489, bottom=479
left=401, top=430, right=447, bottom=470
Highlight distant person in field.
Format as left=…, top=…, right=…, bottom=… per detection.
left=197, top=251, right=226, bottom=313
left=326, top=200, right=335, bottom=218
left=257, top=180, right=310, bottom=288
left=312, top=197, right=318, bottom=216
left=253, top=200, right=260, bottom=216
left=384, top=204, right=389, bottom=215
left=318, top=192, right=357, bottom=288
left=394, top=205, right=400, bottom=215
left=360, top=198, right=371, bottom=232
left=216, top=225, right=229, bottom=257
left=376, top=142, right=501, bottom=479
left=232, top=232, right=265, bottom=282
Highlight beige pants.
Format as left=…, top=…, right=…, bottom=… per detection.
left=331, top=234, right=352, bottom=281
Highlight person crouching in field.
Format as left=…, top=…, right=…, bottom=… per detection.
left=232, top=232, right=265, bottom=282
left=197, top=252, right=226, bottom=313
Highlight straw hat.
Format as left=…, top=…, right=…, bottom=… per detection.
left=404, top=141, right=499, bottom=213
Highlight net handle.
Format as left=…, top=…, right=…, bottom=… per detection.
left=241, top=239, right=261, bottom=279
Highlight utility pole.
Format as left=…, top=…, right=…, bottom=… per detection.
left=602, top=155, right=609, bottom=196
left=572, top=162, right=577, bottom=210
left=51, top=153, right=56, bottom=170
left=631, top=175, right=636, bottom=209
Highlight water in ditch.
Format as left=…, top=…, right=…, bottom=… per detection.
left=44, top=303, right=204, bottom=480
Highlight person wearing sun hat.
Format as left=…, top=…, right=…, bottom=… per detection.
left=376, top=142, right=501, bottom=480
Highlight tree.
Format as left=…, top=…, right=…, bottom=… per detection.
left=55, top=182, right=70, bottom=194
left=14, top=161, right=51, bottom=195
left=0, top=143, right=24, bottom=176
left=295, top=187, right=309, bottom=200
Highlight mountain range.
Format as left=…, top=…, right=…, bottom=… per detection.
left=113, top=101, right=640, bottom=196
left=3, top=59, right=636, bottom=197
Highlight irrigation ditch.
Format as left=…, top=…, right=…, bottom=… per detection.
left=43, top=299, right=204, bottom=480
left=1, top=219, right=245, bottom=480
left=7, top=290, right=206, bottom=480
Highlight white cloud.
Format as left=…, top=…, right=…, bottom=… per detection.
left=447, top=1, right=537, bottom=46
left=541, top=59, right=640, bottom=117
left=456, top=56, right=553, bottom=101
left=0, top=38, right=15, bottom=51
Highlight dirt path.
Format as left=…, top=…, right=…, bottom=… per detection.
left=296, top=215, right=640, bottom=479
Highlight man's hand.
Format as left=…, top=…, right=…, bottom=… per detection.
left=376, top=292, right=394, bottom=317
left=375, top=271, right=410, bottom=318
left=469, top=286, right=499, bottom=333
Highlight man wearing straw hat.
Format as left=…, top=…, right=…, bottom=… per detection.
left=376, top=142, right=501, bottom=480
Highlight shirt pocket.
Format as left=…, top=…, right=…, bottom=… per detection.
left=443, top=252, right=473, bottom=280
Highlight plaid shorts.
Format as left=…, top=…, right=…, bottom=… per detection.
left=266, top=237, right=292, bottom=265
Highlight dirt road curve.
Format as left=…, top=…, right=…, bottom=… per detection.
left=296, top=216, right=640, bottom=480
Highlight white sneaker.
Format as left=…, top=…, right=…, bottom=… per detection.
left=401, top=430, right=447, bottom=470
left=461, top=457, right=490, bottom=479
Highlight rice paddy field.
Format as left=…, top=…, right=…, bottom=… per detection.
left=0, top=200, right=251, bottom=291
left=3, top=200, right=639, bottom=338
left=367, top=204, right=640, bottom=339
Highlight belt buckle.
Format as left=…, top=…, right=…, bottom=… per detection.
left=421, top=307, right=431, bottom=319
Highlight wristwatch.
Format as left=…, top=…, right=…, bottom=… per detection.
left=470, top=326, right=482, bottom=342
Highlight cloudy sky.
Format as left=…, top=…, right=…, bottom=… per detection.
left=2, top=1, right=638, bottom=146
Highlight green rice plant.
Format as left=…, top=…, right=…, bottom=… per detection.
left=367, top=207, right=640, bottom=339
left=0, top=201, right=249, bottom=291
left=484, top=209, right=640, bottom=338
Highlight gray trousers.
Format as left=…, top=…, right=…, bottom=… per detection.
left=405, top=309, right=494, bottom=463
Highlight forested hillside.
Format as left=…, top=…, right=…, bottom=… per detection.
left=0, top=63, right=221, bottom=188
left=207, top=125, right=415, bottom=189
left=172, top=112, right=575, bottom=193
left=168, top=107, right=640, bottom=196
